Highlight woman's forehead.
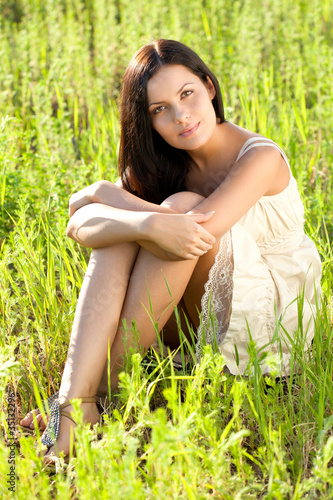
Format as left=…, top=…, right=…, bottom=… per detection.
left=147, top=64, right=200, bottom=100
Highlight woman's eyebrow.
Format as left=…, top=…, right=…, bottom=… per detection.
left=148, top=82, right=195, bottom=108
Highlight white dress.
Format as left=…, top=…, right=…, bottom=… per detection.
left=195, top=137, right=322, bottom=376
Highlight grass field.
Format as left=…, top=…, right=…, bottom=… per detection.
left=0, top=0, right=332, bottom=498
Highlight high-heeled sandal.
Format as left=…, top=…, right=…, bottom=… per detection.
left=41, top=393, right=99, bottom=466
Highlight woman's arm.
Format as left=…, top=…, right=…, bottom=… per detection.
left=68, top=179, right=171, bottom=217
left=67, top=179, right=176, bottom=254
left=66, top=203, right=215, bottom=260
left=187, top=147, right=288, bottom=238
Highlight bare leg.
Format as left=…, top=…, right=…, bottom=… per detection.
left=20, top=241, right=217, bottom=433
left=41, top=244, right=202, bottom=459
left=20, top=241, right=139, bottom=433
left=40, top=241, right=140, bottom=458
left=104, top=246, right=200, bottom=389
left=59, top=242, right=139, bottom=400
left=102, top=237, right=223, bottom=389
left=40, top=193, right=205, bottom=457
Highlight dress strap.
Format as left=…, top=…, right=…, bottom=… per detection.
left=236, top=137, right=292, bottom=174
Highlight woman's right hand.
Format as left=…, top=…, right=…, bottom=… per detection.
left=145, top=211, right=216, bottom=260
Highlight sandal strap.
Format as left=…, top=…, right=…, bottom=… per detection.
left=60, top=410, right=77, bottom=425
left=60, top=397, right=96, bottom=410
left=41, top=394, right=97, bottom=448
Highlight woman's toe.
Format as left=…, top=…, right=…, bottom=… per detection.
left=20, top=409, right=39, bottom=426
left=34, top=413, right=47, bottom=430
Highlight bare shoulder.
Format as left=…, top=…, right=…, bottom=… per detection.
left=221, top=122, right=261, bottom=161
left=239, top=145, right=290, bottom=196
left=224, top=122, right=260, bottom=143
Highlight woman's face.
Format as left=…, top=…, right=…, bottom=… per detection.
left=147, top=64, right=217, bottom=151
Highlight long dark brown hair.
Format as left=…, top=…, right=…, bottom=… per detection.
left=119, top=39, right=225, bottom=204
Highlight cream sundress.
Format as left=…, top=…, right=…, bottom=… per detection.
left=195, top=137, right=322, bottom=376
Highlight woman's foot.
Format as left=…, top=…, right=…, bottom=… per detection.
left=42, top=399, right=100, bottom=465
left=19, top=391, right=107, bottom=434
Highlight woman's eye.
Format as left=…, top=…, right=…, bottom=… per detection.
left=153, top=105, right=166, bottom=114
left=181, top=90, right=193, bottom=98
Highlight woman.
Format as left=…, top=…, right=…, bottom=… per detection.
left=20, top=39, right=321, bottom=462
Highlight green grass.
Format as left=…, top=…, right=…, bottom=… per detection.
left=0, top=0, right=332, bottom=498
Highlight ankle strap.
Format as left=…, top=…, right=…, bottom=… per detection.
left=60, top=397, right=96, bottom=410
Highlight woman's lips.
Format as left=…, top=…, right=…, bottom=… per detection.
left=179, top=122, right=200, bottom=137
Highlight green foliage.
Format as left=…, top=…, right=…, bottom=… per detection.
left=0, top=0, right=332, bottom=498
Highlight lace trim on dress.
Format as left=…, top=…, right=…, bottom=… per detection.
left=195, top=230, right=234, bottom=359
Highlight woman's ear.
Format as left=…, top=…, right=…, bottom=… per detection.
left=205, top=76, right=216, bottom=100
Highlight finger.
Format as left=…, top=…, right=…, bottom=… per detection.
left=184, top=253, right=199, bottom=260
left=196, top=244, right=213, bottom=255
left=184, top=245, right=210, bottom=259
left=199, top=242, right=214, bottom=252
left=197, top=227, right=216, bottom=245
left=189, top=238, right=213, bottom=252
left=185, top=214, right=216, bottom=242
left=186, top=211, right=215, bottom=220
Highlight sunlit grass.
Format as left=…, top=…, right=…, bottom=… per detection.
left=0, top=0, right=332, bottom=498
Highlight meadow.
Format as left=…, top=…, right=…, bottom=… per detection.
left=0, top=0, right=332, bottom=498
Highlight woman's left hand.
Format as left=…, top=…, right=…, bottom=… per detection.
left=143, top=211, right=216, bottom=260
left=68, top=185, right=97, bottom=218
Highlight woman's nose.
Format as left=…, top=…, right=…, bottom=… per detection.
left=174, top=105, right=190, bottom=124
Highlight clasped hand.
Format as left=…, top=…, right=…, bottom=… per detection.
left=147, top=211, right=216, bottom=260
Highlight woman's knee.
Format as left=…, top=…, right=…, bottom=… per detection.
left=161, top=191, right=205, bottom=214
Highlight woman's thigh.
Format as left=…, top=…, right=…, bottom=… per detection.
left=182, top=238, right=222, bottom=330
left=162, top=238, right=222, bottom=349
left=158, top=191, right=224, bottom=348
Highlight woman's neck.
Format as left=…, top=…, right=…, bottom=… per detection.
left=185, top=122, right=258, bottom=195
left=186, top=121, right=225, bottom=171
left=187, top=121, right=256, bottom=172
